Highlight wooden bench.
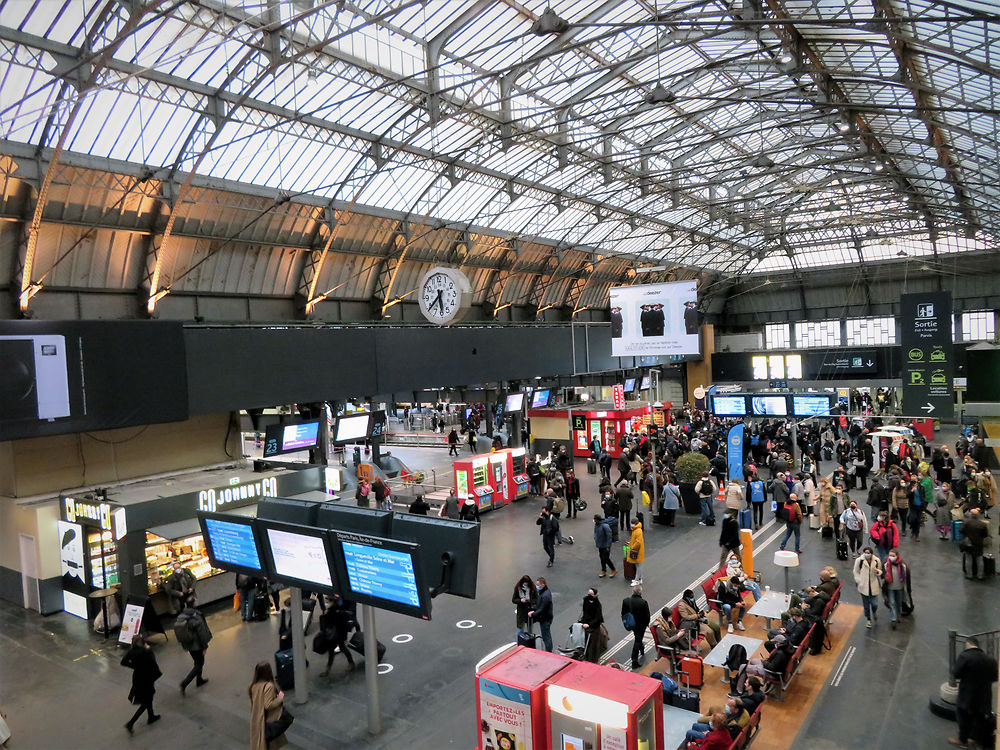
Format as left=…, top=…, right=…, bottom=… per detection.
left=821, top=582, right=842, bottom=624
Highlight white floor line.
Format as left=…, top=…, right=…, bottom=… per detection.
left=602, top=518, right=786, bottom=666
left=829, top=645, right=856, bottom=687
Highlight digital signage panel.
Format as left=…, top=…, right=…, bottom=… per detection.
left=329, top=531, right=430, bottom=620
left=333, top=412, right=371, bottom=444
left=792, top=395, right=832, bottom=416
left=198, top=513, right=265, bottom=576
left=751, top=395, right=788, bottom=416
left=713, top=396, right=747, bottom=416
left=258, top=520, right=339, bottom=594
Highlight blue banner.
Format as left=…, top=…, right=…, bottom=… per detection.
left=727, top=424, right=744, bottom=481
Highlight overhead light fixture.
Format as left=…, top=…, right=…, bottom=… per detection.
left=645, top=83, right=676, bottom=104
left=836, top=117, right=852, bottom=134
left=778, top=48, right=795, bottom=65
left=531, top=7, right=568, bottom=35
left=873, top=161, right=885, bottom=172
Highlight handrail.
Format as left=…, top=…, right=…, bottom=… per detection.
left=948, top=627, right=1000, bottom=688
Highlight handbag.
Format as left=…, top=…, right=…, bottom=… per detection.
left=265, top=706, right=294, bottom=742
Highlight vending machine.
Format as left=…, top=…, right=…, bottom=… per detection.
left=508, top=448, right=530, bottom=500
left=546, top=661, right=663, bottom=750
left=454, top=455, right=496, bottom=513
left=490, top=452, right=512, bottom=506
left=476, top=646, right=575, bottom=750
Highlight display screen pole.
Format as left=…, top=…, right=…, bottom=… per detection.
left=291, top=587, right=308, bottom=704
left=363, top=603, right=382, bottom=734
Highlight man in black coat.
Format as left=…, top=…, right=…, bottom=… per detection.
left=649, top=304, right=665, bottom=336
left=950, top=636, right=998, bottom=749
left=527, top=577, right=554, bottom=652
left=718, top=509, right=741, bottom=571
left=175, top=600, right=212, bottom=694
left=162, top=561, right=197, bottom=614
left=622, top=584, right=652, bottom=669
left=610, top=306, right=623, bottom=338
left=683, top=300, right=699, bottom=335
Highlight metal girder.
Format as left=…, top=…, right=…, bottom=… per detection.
left=372, top=224, right=410, bottom=318
left=425, top=0, right=494, bottom=124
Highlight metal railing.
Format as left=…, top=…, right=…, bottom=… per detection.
left=947, top=627, right=1000, bottom=687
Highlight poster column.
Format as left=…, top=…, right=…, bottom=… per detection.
left=899, top=291, right=954, bottom=419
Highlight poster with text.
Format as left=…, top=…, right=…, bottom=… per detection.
left=609, top=281, right=700, bottom=356
left=479, top=678, right=533, bottom=750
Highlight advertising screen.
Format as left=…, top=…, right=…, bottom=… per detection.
left=751, top=395, right=788, bottom=416
left=713, top=395, right=747, bottom=416
left=331, top=531, right=430, bottom=619
left=263, top=420, right=320, bottom=457
left=530, top=389, right=550, bottom=409
left=609, top=280, right=700, bottom=356
left=623, top=377, right=636, bottom=392
left=792, top=395, right=832, bottom=416
left=334, top=412, right=371, bottom=444
left=504, top=393, right=525, bottom=413
left=640, top=375, right=651, bottom=390
left=198, top=514, right=264, bottom=576
left=259, top=521, right=338, bottom=593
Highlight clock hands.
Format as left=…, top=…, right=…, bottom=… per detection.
left=434, top=289, right=444, bottom=314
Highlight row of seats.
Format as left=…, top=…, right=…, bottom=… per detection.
left=688, top=703, right=764, bottom=750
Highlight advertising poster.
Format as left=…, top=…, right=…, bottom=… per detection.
left=479, top=678, right=533, bottom=750
left=727, top=424, right=744, bottom=482
left=58, top=520, right=85, bottom=584
left=609, top=281, right=699, bottom=356
left=119, top=602, right=145, bottom=645
left=899, top=291, right=954, bottom=418
left=600, top=728, right=627, bottom=750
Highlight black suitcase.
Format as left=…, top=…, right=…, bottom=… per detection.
left=822, top=525, right=834, bottom=539
left=672, top=670, right=701, bottom=712
left=985, top=554, right=997, bottom=577
left=517, top=625, right=539, bottom=649
left=254, top=594, right=270, bottom=621
left=587, top=458, right=597, bottom=475
left=836, top=537, right=849, bottom=560
left=274, top=648, right=295, bottom=690
left=348, top=631, right=387, bottom=662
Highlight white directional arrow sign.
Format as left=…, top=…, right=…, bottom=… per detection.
left=866, top=360, right=875, bottom=367
left=921, top=402, right=935, bottom=413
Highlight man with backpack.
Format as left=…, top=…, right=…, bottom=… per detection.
left=593, top=515, right=617, bottom=579
left=174, top=599, right=212, bottom=694
left=621, top=583, right=651, bottom=669
left=778, top=493, right=804, bottom=554
left=695, top=472, right=716, bottom=526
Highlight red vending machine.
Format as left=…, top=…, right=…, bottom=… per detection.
left=507, top=447, right=531, bottom=500
left=476, top=646, right=574, bottom=750
left=454, top=455, right=497, bottom=512
left=545, top=661, right=663, bottom=750
left=490, top=452, right=513, bottom=506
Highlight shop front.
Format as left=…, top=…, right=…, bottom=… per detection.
left=58, top=466, right=325, bottom=619
left=527, top=404, right=655, bottom=459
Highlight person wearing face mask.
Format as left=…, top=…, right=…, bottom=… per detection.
left=839, top=501, right=868, bottom=557
left=579, top=588, right=605, bottom=663
left=882, top=551, right=911, bottom=629
left=853, top=546, right=883, bottom=628
left=511, top=574, right=538, bottom=634
left=678, top=588, right=720, bottom=646
left=526, top=578, right=553, bottom=652
left=869, top=512, right=900, bottom=564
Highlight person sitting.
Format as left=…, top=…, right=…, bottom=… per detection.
left=724, top=552, right=762, bottom=602
left=731, top=676, right=767, bottom=712
left=687, top=712, right=730, bottom=750
left=714, top=575, right=748, bottom=633
left=816, top=567, right=840, bottom=598
left=800, top=585, right=831, bottom=621
left=735, top=634, right=793, bottom=692
left=678, top=589, right=720, bottom=647
left=767, top=607, right=809, bottom=649
left=684, top=697, right=748, bottom=743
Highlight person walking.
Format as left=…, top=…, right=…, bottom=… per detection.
left=959, top=508, right=991, bottom=580
left=883, top=550, right=910, bottom=629
left=537, top=507, right=559, bottom=567
left=319, top=593, right=356, bottom=675
left=121, top=634, right=161, bottom=734
left=355, top=478, right=372, bottom=507
left=869, top=511, right=900, bottom=565
left=615, top=483, right=634, bottom=532
left=593, top=515, right=618, bottom=578
left=627, top=519, right=645, bottom=585
left=512, top=574, right=538, bottom=634
left=839, top=501, right=868, bottom=557
left=162, top=561, right=197, bottom=614
left=459, top=495, right=481, bottom=522
left=747, top=474, right=767, bottom=530
left=249, top=661, right=287, bottom=750
left=579, top=588, right=604, bottom=663
left=447, top=428, right=460, bottom=456
left=175, top=599, right=212, bottom=694
left=565, top=470, right=580, bottom=519
left=527, top=577, right=553, bottom=652
left=622, top=584, right=651, bottom=669
left=949, top=636, right=999, bottom=750
left=467, top=429, right=477, bottom=453
left=853, top=547, right=883, bottom=628
left=778, top=493, right=803, bottom=554
left=718, top=509, right=741, bottom=570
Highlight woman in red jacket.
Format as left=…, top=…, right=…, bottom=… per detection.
left=869, top=511, right=900, bottom=564
left=690, top=713, right=731, bottom=750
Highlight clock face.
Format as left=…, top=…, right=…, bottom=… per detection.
left=418, top=267, right=471, bottom=325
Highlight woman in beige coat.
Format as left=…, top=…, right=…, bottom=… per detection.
left=249, top=661, right=287, bottom=750
left=817, top=477, right=834, bottom=528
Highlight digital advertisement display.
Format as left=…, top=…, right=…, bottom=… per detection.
left=623, top=377, right=636, bottom=392
left=609, top=280, right=700, bottom=356
left=640, top=375, right=651, bottom=390
left=334, top=412, right=371, bottom=444
left=201, top=516, right=263, bottom=573
left=265, top=527, right=334, bottom=589
left=504, top=393, right=525, bottom=413
left=792, top=395, right=832, bottom=416
left=331, top=531, right=430, bottom=619
left=751, top=395, right=787, bottom=416
left=530, top=389, right=550, bottom=408
left=713, top=395, right=747, bottom=416
left=262, top=420, right=320, bottom=457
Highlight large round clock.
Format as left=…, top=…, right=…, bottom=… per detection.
left=417, top=266, right=473, bottom=325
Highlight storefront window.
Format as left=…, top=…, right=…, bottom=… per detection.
left=145, top=532, right=222, bottom=595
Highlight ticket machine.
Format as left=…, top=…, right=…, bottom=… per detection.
left=508, top=447, right=530, bottom=500
left=490, top=452, right=512, bottom=506
left=454, top=455, right=496, bottom=513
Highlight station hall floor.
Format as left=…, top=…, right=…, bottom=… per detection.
left=0, top=435, right=996, bottom=750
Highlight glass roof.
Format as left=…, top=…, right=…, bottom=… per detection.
left=1, top=0, right=998, bottom=275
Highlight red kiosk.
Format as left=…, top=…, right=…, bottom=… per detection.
left=527, top=403, right=671, bottom=459
left=491, top=447, right=530, bottom=501
left=454, top=454, right=497, bottom=512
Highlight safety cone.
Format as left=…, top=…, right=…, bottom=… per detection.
left=717, top=484, right=726, bottom=502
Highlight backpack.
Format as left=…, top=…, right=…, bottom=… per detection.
left=173, top=611, right=195, bottom=650
left=725, top=643, right=748, bottom=671
left=552, top=496, right=566, bottom=514
left=622, top=610, right=636, bottom=631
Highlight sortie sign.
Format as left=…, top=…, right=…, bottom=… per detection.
left=899, top=291, right=953, bottom=418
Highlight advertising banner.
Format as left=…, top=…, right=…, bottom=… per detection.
left=899, top=291, right=954, bottom=418
left=609, top=281, right=700, bottom=356
left=479, top=678, right=534, bottom=750
left=727, top=424, right=744, bottom=482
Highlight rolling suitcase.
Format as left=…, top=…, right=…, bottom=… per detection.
left=671, top=684, right=700, bottom=712
left=822, top=525, right=834, bottom=539
left=985, top=554, right=997, bottom=577
left=738, top=508, right=753, bottom=530
left=274, top=648, right=295, bottom=690
left=254, top=593, right=270, bottom=621
left=348, top=631, right=387, bottom=662
left=517, top=621, right=540, bottom=649
left=809, top=514, right=820, bottom=530
left=678, top=655, right=704, bottom=688
left=623, top=560, right=637, bottom=581
left=587, top=458, right=597, bottom=475
left=836, top=535, right=849, bottom=561
left=950, top=519, right=963, bottom=541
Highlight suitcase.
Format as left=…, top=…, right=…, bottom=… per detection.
left=821, top=525, right=834, bottom=539
left=274, top=648, right=295, bottom=690
left=517, top=623, right=540, bottom=649
left=951, top=519, right=963, bottom=541
left=254, top=594, right=270, bottom=621
left=836, top=537, right=849, bottom=561
left=348, top=631, right=387, bottom=662
left=809, top=514, right=820, bottom=530
left=678, top=655, right=704, bottom=688
left=671, top=686, right=700, bottom=712
left=985, top=554, right=997, bottom=577
left=623, top=560, right=637, bottom=581
left=738, top=508, right=753, bottom=530
left=587, top=458, right=597, bottom=475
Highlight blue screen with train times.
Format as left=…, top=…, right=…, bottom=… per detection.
left=204, top=518, right=262, bottom=571
left=342, top=541, right=421, bottom=609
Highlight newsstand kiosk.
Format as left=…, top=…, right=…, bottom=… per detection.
left=454, top=455, right=497, bottom=513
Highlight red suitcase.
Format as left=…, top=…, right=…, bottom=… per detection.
left=679, top=655, right=704, bottom=688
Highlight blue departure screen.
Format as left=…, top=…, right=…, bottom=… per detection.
left=341, top=541, right=420, bottom=608
left=204, top=518, right=261, bottom=571
left=792, top=396, right=832, bottom=416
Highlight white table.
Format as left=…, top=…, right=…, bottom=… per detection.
left=748, top=590, right=791, bottom=628
left=663, top=704, right=702, bottom=750
left=704, top=634, right=764, bottom=681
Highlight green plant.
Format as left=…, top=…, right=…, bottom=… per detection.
left=675, top=451, right=711, bottom=484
